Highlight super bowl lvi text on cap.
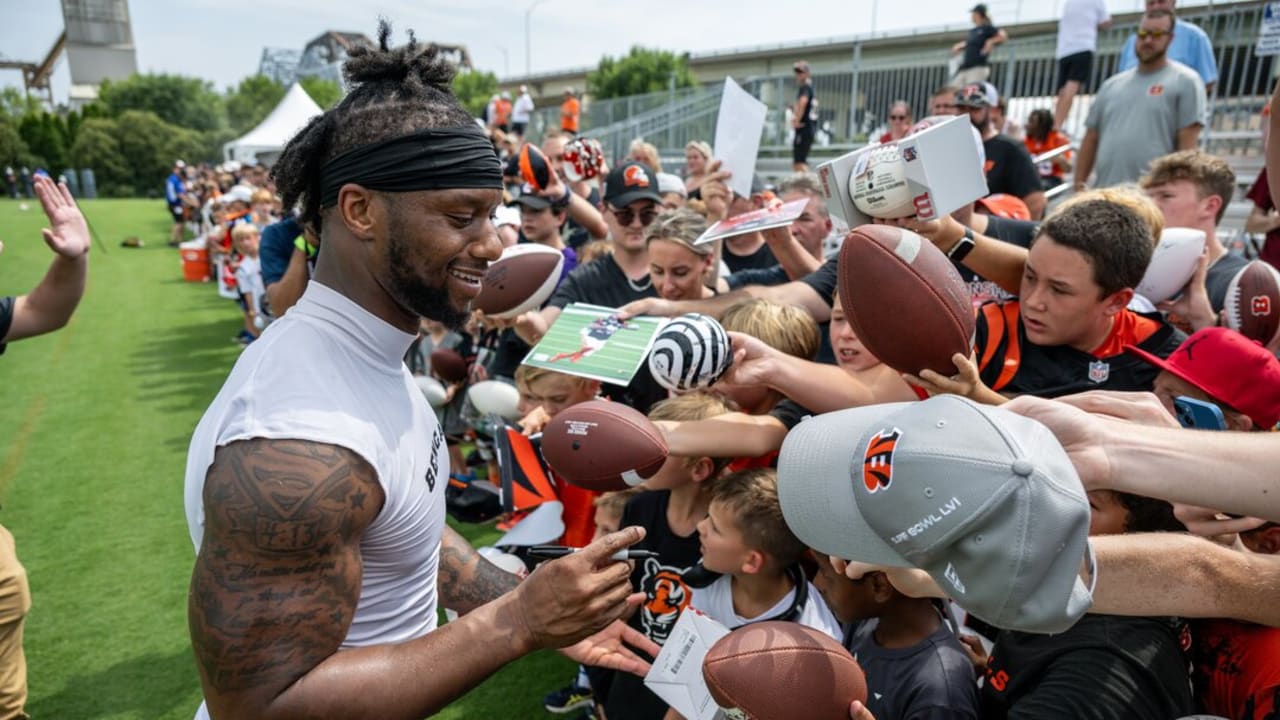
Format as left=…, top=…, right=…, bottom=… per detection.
left=776, top=395, right=1096, bottom=635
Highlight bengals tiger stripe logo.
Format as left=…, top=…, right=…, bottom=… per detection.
left=862, top=427, right=902, bottom=493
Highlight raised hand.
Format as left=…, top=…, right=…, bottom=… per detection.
left=34, top=175, right=90, bottom=259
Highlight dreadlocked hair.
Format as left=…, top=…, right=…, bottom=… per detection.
left=271, top=19, right=475, bottom=233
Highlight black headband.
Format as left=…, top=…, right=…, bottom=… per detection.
left=319, top=125, right=502, bottom=208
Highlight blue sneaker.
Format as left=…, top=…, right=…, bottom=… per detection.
left=543, top=684, right=593, bottom=714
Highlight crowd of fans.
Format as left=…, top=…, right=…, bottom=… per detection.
left=154, top=2, right=1280, bottom=719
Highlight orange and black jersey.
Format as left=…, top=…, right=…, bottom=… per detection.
left=974, top=301, right=1184, bottom=398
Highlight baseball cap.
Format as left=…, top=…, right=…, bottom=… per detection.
left=1127, top=327, right=1280, bottom=429
left=656, top=172, right=687, bottom=198
left=223, top=185, right=254, bottom=205
left=509, top=183, right=557, bottom=211
left=174, top=159, right=186, bottom=169
left=971, top=3, right=988, bottom=13
left=777, top=395, right=1095, bottom=634
left=604, top=161, right=663, bottom=208
left=954, top=82, right=998, bottom=109
left=793, top=60, right=811, bottom=73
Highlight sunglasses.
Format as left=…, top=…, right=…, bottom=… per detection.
left=610, top=206, right=658, bottom=227
left=1136, top=29, right=1170, bottom=39
left=889, top=114, right=908, bottom=120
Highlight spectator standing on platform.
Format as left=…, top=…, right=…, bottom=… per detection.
left=513, top=85, right=535, bottom=139
left=792, top=61, right=818, bottom=172
left=951, top=4, right=1007, bottom=86
left=1119, top=0, right=1218, bottom=93
left=956, top=83, right=1045, bottom=219
left=1054, top=0, right=1111, bottom=132
left=1075, top=9, right=1206, bottom=191
left=560, top=88, right=580, bottom=136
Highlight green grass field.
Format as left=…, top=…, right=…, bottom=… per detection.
left=0, top=198, right=572, bottom=718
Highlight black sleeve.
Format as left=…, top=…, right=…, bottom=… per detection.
left=799, top=256, right=840, bottom=306
left=770, top=399, right=813, bottom=431
left=1004, top=647, right=1176, bottom=720
left=547, top=261, right=590, bottom=309
left=1005, top=144, right=1044, bottom=200
left=726, top=265, right=790, bottom=290
left=0, top=295, right=13, bottom=355
left=983, top=216, right=1039, bottom=249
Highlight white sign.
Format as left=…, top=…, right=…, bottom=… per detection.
left=1257, top=2, right=1280, bottom=56
left=713, top=77, right=768, bottom=199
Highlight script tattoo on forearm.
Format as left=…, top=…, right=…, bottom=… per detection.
left=438, top=527, right=520, bottom=616
left=188, top=439, right=384, bottom=697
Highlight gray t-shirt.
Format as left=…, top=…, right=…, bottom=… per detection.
left=846, top=618, right=980, bottom=720
left=1086, top=62, right=1206, bottom=188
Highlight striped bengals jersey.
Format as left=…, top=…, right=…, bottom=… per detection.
left=974, top=301, right=1184, bottom=398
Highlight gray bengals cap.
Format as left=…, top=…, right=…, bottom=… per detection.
left=777, top=395, right=1094, bottom=635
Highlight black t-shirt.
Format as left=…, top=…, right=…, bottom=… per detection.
left=982, top=615, right=1194, bottom=720
left=547, top=254, right=666, bottom=412
left=1205, top=252, right=1249, bottom=313
left=796, top=83, right=816, bottom=132
left=0, top=295, right=12, bottom=356
left=959, top=215, right=1039, bottom=302
left=847, top=620, right=980, bottom=720
left=600, top=490, right=705, bottom=720
left=722, top=241, right=778, bottom=274
left=983, top=135, right=1042, bottom=200
left=800, top=255, right=840, bottom=307
left=770, top=398, right=812, bottom=431
left=962, top=23, right=1000, bottom=69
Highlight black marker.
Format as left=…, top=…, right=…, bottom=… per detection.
left=528, top=545, right=659, bottom=561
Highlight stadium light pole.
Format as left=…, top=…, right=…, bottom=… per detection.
left=525, top=0, right=550, bottom=77
left=496, top=45, right=510, bottom=77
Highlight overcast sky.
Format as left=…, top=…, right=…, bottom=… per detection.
left=3, top=0, right=1151, bottom=103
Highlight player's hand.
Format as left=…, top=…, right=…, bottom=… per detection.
left=1002, top=396, right=1112, bottom=490
left=1157, top=251, right=1216, bottom=333
left=518, top=406, right=552, bottom=436
left=1173, top=503, right=1269, bottom=541
left=561, top=619, right=662, bottom=677
left=34, top=175, right=90, bottom=259
left=616, top=297, right=676, bottom=320
left=1050, top=390, right=1179, bottom=429
left=511, top=527, right=647, bottom=651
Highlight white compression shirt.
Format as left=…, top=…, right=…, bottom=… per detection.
left=185, top=281, right=449, bottom=718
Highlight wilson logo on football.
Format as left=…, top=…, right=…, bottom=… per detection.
left=1252, top=295, right=1272, bottom=316
left=912, top=193, right=934, bottom=219
left=862, top=427, right=902, bottom=493
left=623, top=165, right=650, bottom=187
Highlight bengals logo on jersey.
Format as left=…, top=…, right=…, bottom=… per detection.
left=638, top=558, right=693, bottom=645
left=1148, top=84, right=1164, bottom=96
left=862, top=427, right=902, bottom=493
left=623, top=164, right=650, bottom=188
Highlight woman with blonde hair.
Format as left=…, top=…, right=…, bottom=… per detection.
left=628, top=138, right=663, bottom=173
left=684, top=140, right=713, bottom=196
left=645, top=208, right=719, bottom=301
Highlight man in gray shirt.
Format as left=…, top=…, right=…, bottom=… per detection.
left=1075, top=8, right=1205, bottom=190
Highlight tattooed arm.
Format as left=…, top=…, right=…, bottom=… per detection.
left=190, top=438, right=645, bottom=719
left=438, top=526, right=520, bottom=615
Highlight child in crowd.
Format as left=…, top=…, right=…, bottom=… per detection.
left=692, top=468, right=841, bottom=637
left=231, top=223, right=265, bottom=345
left=591, top=392, right=734, bottom=720
left=813, top=557, right=980, bottom=720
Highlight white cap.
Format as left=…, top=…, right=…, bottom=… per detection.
left=656, top=172, right=687, bottom=198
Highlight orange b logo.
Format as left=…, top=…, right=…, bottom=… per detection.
left=862, top=427, right=902, bottom=493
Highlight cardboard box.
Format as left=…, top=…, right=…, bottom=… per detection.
left=817, top=115, right=989, bottom=228
left=644, top=608, right=732, bottom=720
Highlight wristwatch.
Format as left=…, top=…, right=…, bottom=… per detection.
left=947, top=227, right=976, bottom=262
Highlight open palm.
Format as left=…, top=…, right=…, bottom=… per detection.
left=34, top=175, right=91, bottom=258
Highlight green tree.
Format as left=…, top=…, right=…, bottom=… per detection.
left=298, top=76, right=343, bottom=110
left=587, top=47, right=697, bottom=100
left=0, top=88, right=44, bottom=121
left=452, top=69, right=499, bottom=118
left=69, top=118, right=131, bottom=196
left=113, top=110, right=192, bottom=196
left=98, top=74, right=226, bottom=131
left=225, top=75, right=286, bottom=134
left=17, top=112, right=69, bottom=170
left=0, top=118, right=35, bottom=168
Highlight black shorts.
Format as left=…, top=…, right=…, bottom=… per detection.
left=793, top=127, right=815, bottom=164
left=169, top=203, right=185, bottom=223
left=1057, top=51, right=1093, bottom=91
left=512, top=121, right=528, bottom=136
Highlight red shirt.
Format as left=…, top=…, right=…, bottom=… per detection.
left=1245, top=168, right=1280, bottom=272
left=1193, top=619, right=1280, bottom=720
left=1024, top=131, right=1072, bottom=180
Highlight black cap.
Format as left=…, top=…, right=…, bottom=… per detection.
left=971, top=3, right=988, bottom=14
left=603, top=161, right=663, bottom=208
left=508, top=184, right=562, bottom=211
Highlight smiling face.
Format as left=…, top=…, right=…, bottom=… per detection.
left=1019, top=234, right=1123, bottom=351
left=648, top=238, right=712, bottom=301
left=380, top=188, right=503, bottom=329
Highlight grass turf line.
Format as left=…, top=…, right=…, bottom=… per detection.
left=0, top=198, right=572, bottom=719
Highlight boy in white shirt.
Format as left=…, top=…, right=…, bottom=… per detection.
left=231, top=223, right=268, bottom=342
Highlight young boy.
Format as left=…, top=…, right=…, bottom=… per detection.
left=590, top=392, right=734, bottom=720
left=693, top=468, right=841, bottom=637
left=231, top=223, right=266, bottom=344
left=812, top=558, right=979, bottom=720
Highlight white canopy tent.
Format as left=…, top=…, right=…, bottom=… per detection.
left=222, top=83, right=323, bottom=165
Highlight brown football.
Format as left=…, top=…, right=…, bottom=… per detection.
left=540, top=400, right=668, bottom=492
left=473, top=244, right=565, bottom=319
left=429, top=348, right=468, bottom=384
left=703, top=621, right=867, bottom=720
left=1223, top=260, right=1280, bottom=348
left=838, top=224, right=974, bottom=375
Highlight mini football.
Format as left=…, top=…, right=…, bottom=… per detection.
left=703, top=621, right=867, bottom=720
left=1223, top=260, right=1280, bottom=347
left=648, top=314, right=733, bottom=393
left=1136, top=227, right=1205, bottom=303
left=414, top=375, right=448, bottom=408
left=838, top=224, right=974, bottom=376
left=562, top=137, right=605, bottom=182
left=518, top=142, right=553, bottom=193
left=850, top=144, right=914, bottom=220
left=430, top=348, right=469, bottom=384
left=468, top=380, right=522, bottom=419
left=473, top=244, right=565, bottom=319
left=541, top=400, right=668, bottom=492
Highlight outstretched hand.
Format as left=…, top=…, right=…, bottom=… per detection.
left=561, top=619, right=662, bottom=677
left=903, top=353, right=1005, bottom=406
left=34, top=175, right=90, bottom=259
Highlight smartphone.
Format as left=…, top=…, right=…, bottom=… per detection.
left=1174, top=396, right=1227, bottom=431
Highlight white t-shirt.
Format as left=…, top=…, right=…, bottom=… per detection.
left=513, top=93, right=535, bottom=123
left=1056, top=0, right=1110, bottom=58
left=185, top=281, right=449, bottom=719
left=233, top=255, right=267, bottom=318
left=693, top=574, right=843, bottom=640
